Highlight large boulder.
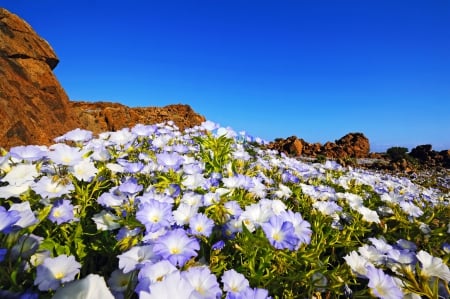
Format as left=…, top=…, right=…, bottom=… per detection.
left=0, top=8, right=77, bottom=148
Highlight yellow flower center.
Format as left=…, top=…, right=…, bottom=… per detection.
left=54, top=272, right=64, bottom=280
left=170, top=247, right=180, bottom=254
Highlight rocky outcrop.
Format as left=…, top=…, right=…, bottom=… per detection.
left=268, top=133, right=370, bottom=160
left=0, top=8, right=205, bottom=150
left=71, top=101, right=206, bottom=135
left=410, top=145, right=450, bottom=169
left=0, top=8, right=77, bottom=148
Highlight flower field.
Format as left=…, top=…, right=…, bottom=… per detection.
left=0, top=121, right=449, bottom=299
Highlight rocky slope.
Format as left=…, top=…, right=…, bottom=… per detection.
left=0, top=8, right=205, bottom=149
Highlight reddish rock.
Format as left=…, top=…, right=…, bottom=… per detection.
left=0, top=8, right=77, bottom=148
left=71, top=101, right=205, bottom=135
left=0, top=8, right=205, bottom=150
left=335, top=132, right=370, bottom=158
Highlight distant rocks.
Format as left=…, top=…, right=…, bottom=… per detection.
left=0, top=8, right=205, bottom=149
left=71, top=101, right=205, bottom=136
left=268, top=133, right=371, bottom=162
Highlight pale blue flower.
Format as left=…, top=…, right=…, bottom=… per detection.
left=52, top=274, right=114, bottom=299
left=0, top=206, right=20, bottom=233
left=136, top=199, right=173, bottom=233
left=181, top=266, right=222, bottom=299
left=108, top=269, right=136, bottom=293
left=153, top=228, right=200, bottom=267
left=72, top=159, right=98, bottom=182
left=156, top=152, right=184, bottom=171
left=55, top=128, right=93, bottom=143
left=1, top=163, right=38, bottom=185
left=92, top=210, right=121, bottom=231
left=222, top=269, right=249, bottom=294
left=97, top=188, right=126, bottom=207
left=279, top=210, right=312, bottom=246
left=117, top=245, right=160, bottom=273
left=416, top=250, right=450, bottom=282
left=9, top=145, right=47, bottom=162
left=141, top=271, right=194, bottom=299
left=31, top=176, right=74, bottom=199
left=9, top=201, right=37, bottom=229
left=48, top=199, right=75, bottom=225
left=135, top=260, right=177, bottom=293
left=366, top=266, right=403, bottom=299
left=34, top=255, right=81, bottom=291
left=262, top=215, right=299, bottom=250
left=11, top=234, right=43, bottom=259
left=189, top=213, right=215, bottom=237
left=118, top=178, right=143, bottom=196
left=47, top=143, right=84, bottom=166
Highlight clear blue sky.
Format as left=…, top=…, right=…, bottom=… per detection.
left=3, top=1, right=450, bottom=152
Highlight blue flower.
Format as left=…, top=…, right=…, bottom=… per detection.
left=189, top=213, right=215, bottom=237
left=136, top=200, right=173, bottom=233
left=34, top=255, right=81, bottom=291
left=0, top=206, right=20, bottom=233
left=48, top=199, right=76, bottom=225
left=261, top=215, right=300, bottom=250
left=153, top=228, right=200, bottom=267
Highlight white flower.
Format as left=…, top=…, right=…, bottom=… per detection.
left=1, top=163, right=38, bottom=185
left=52, top=274, right=114, bottom=299
left=92, top=210, right=121, bottom=231
left=416, top=250, right=450, bottom=282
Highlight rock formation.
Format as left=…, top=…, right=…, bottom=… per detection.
left=71, top=101, right=205, bottom=135
left=268, top=133, right=371, bottom=160
left=0, top=8, right=205, bottom=150
left=0, top=8, right=77, bottom=148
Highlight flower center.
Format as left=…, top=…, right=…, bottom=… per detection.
left=54, top=272, right=64, bottom=280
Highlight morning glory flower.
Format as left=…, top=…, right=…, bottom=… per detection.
left=262, top=215, right=300, bottom=250
left=279, top=210, right=312, bottom=246
left=92, top=210, right=121, bottom=231
left=366, top=266, right=403, bottom=299
left=153, top=228, right=200, bottom=267
left=11, top=234, right=43, bottom=259
left=222, top=269, right=250, bottom=294
left=239, top=202, right=274, bottom=232
left=9, top=201, right=37, bottom=228
left=52, top=274, right=114, bottom=299
left=232, top=287, right=271, bottom=299
left=72, top=159, right=98, bottom=182
left=181, top=266, right=222, bottom=299
left=141, top=271, right=194, bottom=299
left=416, top=250, right=450, bottom=282
left=136, top=199, right=173, bottom=233
left=344, top=251, right=374, bottom=277
left=9, top=145, right=47, bottom=162
left=173, top=203, right=198, bottom=226
left=156, top=152, right=184, bottom=171
left=47, top=143, right=84, bottom=166
left=34, top=255, right=81, bottom=291
left=135, top=260, right=178, bottom=293
left=1, top=163, right=38, bottom=185
left=189, top=213, right=215, bottom=237
left=31, top=176, right=74, bottom=199
left=48, top=199, right=76, bottom=225
left=117, top=245, right=160, bottom=273
left=108, top=269, right=136, bottom=293
left=118, top=178, right=143, bottom=197
left=312, top=200, right=343, bottom=216
left=399, top=201, right=424, bottom=218
left=0, top=206, right=20, bottom=233
left=55, top=128, right=93, bottom=143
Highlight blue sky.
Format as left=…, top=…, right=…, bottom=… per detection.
left=3, top=1, right=450, bottom=152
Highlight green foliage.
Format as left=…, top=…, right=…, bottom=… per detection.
left=386, top=146, right=409, bottom=162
